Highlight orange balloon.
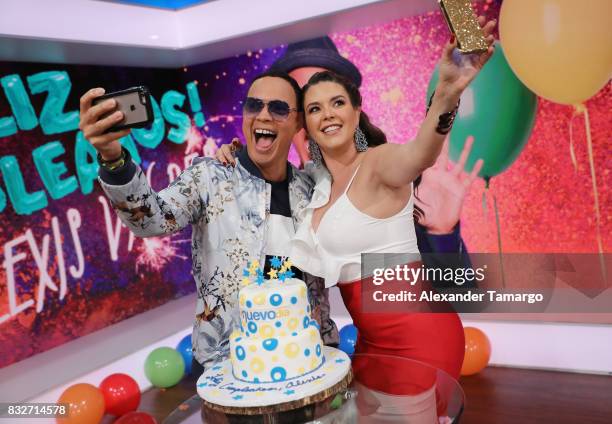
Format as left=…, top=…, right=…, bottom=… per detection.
left=500, top=0, right=612, bottom=105
left=57, top=383, right=105, bottom=424
left=460, top=327, right=491, bottom=376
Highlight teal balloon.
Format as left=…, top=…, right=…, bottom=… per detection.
left=132, top=96, right=165, bottom=149
left=144, top=347, right=185, bottom=388
left=0, top=114, right=17, bottom=138
left=0, top=186, right=6, bottom=212
left=1, top=74, right=38, bottom=132
left=0, top=155, right=48, bottom=215
left=74, top=131, right=99, bottom=195
left=161, top=90, right=190, bottom=144
left=32, top=141, right=78, bottom=200
left=427, top=43, right=537, bottom=178
left=27, top=71, right=79, bottom=135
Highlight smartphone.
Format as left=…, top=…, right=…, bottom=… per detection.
left=438, top=0, right=488, bottom=54
left=92, top=86, right=154, bottom=133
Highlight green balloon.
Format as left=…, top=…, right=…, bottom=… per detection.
left=427, top=43, right=537, bottom=178
left=144, top=347, right=185, bottom=388
left=330, top=393, right=343, bottom=409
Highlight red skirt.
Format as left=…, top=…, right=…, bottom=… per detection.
left=339, top=267, right=465, bottom=396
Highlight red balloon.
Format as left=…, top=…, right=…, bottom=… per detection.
left=99, top=373, right=141, bottom=416
left=114, top=411, right=157, bottom=424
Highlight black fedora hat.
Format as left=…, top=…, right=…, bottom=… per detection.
left=271, top=36, right=362, bottom=87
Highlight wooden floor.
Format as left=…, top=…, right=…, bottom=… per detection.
left=459, top=367, right=612, bottom=424
left=126, top=367, right=612, bottom=423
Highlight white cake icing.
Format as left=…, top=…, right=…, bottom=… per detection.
left=230, top=278, right=325, bottom=383
left=198, top=275, right=351, bottom=409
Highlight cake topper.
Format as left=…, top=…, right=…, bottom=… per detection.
left=242, top=256, right=295, bottom=286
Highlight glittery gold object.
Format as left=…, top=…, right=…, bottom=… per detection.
left=438, top=0, right=488, bottom=54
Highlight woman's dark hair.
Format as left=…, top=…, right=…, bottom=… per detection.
left=303, top=70, right=426, bottom=222
left=302, top=71, right=387, bottom=146
left=250, top=71, right=303, bottom=111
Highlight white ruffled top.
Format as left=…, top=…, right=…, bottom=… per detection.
left=290, top=165, right=420, bottom=288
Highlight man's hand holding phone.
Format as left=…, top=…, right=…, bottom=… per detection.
left=80, top=86, right=152, bottom=162
left=79, top=87, right=129, bottom=161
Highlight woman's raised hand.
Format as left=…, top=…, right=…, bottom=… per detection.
left=437, top=16, right=496, bottom=96
left=215, top=138, right=242, bottom=166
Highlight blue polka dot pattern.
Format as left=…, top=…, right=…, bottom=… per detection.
left=236, top=346, right=246, bottom=360
left=241, top=370, right=248, bottom=378
left=271, top=366, right=287, bottom=382
left=247, top=321, right=257, bottom=334
left=316, top=344, right=322, bottom=357
left=292, top=332, right=297, bottom=336
left=263, top=338, right=279, bottom=351
left=254, top=378, right=260, bottom=383
left=291, top=296, right=297, bottom=304
left=303, top=316, right=310, bottom=328
left=270, top=294, right=282, bottom=306
left=275, top=321, right=282, bottom=328
left=304, top=348, right=311, bottom=357
left=246, top=300, right=252, bottom=308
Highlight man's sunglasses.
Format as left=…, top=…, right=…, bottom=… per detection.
left=243, top=97, right=298, bottom=121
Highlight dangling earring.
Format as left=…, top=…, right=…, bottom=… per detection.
left=308, top=138, right=323, bottom=167
left=354, top=127, right=368, bottom=152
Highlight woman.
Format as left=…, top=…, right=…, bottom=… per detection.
left=218, top=18, right=495, bottom=420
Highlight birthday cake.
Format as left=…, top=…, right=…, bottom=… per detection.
left=197, top=260, right=351, bottom=410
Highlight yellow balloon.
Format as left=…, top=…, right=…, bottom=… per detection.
left=500, top=0, right=612, bottom=105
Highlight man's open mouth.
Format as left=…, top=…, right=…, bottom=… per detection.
left=253, top=128, right=278, bottom=151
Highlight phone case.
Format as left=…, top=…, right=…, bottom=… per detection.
left=92, top=86, right=154, bottom=133
left=438, top=0, right=488, bottom=54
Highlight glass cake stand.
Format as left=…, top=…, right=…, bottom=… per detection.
left=162, top=354, right=465, bottom=424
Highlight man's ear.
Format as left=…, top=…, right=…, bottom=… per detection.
left=296, top=111, right=305, bottom=132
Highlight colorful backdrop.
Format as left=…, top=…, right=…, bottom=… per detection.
left=0, top=1, right=609, bottom=368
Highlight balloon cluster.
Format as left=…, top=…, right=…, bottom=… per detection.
left=56, top=377, right=155, bottom=424
left=427, top=0, right=610, bottom=180
left=56, top=333, right=194, bottom=423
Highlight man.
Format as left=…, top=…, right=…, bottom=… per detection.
left=79, top=71, right=338, bottom=377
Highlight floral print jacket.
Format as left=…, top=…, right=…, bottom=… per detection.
left=98, top=155, right=338, bottom=367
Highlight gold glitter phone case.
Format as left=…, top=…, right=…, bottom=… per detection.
left=438, top=0, right=488, bottom=54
